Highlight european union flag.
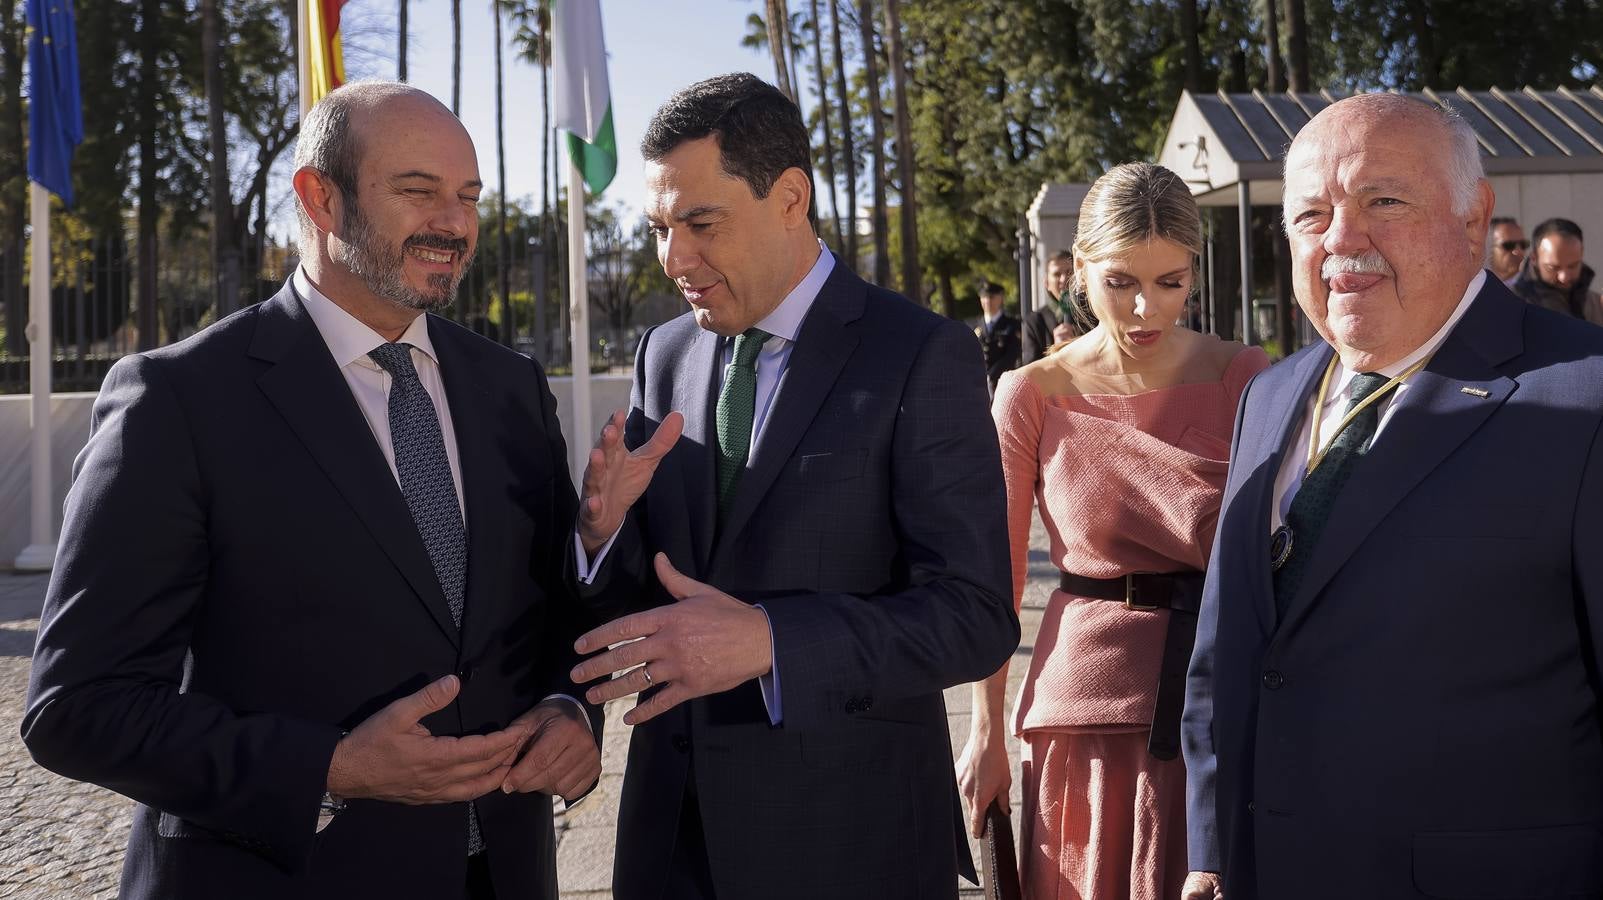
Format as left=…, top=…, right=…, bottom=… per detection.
left=26, top=0, right=81, bottom=204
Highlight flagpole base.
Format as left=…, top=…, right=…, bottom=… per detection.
left=13, top=542, right=56, bottom=573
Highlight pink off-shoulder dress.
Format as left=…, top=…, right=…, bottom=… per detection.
left=992, top=344, right=1268, bottom=900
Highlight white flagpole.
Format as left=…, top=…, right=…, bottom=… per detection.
left=567, top=160, right=592, bottom=482
left=296, top=0, right=310, bottom=118
left=15, top=182, right=55, bottom=571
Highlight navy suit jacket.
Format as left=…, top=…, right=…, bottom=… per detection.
left=22, top=284, right=600, bottom=900
left=589, top=258, right=1019, bottom=899
left=1184, top=277, right=1603, bottom=899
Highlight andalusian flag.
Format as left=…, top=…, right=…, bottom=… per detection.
left=301, top=0, right=348, bottom=113
left=553, top=0, right=616, bottom=194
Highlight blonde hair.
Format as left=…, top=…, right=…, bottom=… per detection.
left=1067, top=162, right=1202, bottom=329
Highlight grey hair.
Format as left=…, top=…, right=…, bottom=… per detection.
left=293, top=80, right=442, bottom=255
left=1284, top=92, right=1485, bottom=220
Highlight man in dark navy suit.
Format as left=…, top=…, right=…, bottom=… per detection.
left=567, top=73, right=1019, bottom=899
left=1183, top=93, right=1603, bottom=900
left=975, top=281, right=1022, bottom=395
left=23, top=82, right=599, bottom=900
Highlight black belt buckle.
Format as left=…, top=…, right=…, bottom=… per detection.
left=1125, top=574, right=1160, bottom=611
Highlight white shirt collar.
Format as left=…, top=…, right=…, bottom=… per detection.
left=753, top=240, right=834, bottom=343
left=1326, top=269, right=1486, bottom=406
left=292, top=266, right=440, bottom=369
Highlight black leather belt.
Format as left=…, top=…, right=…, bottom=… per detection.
left=1057, top=570, right=1205, bottom=761
left=1058, top=571, right=1204, bottom=614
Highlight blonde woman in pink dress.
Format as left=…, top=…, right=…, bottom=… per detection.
left=957, top=162, right=1268, bottom=900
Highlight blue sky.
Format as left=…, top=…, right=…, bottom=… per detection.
left=337, top=0, right=770, bottom=225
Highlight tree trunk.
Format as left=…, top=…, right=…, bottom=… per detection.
left=136, top=0, right=159, bottom=349
left=398, top=0, right=408, bottom=80
left=764, top=0, right=794, bottom=101
left=1180, top=0, right=1202, bottom=92
left=827, top=0, right=856, bottom=269
left=451, top=0, right=462, bottom=114
left=1, top=0, right=23, bottom=355
left=203, top=0, right=241, bottom=317
left=1265, top=0, right=1284, bottom=92
left=537, top=12, right=550, bottom=361
left=1284, top=0, right=1308, bottom=92
left=856, top=0, right=888, bottom=287
left=1405, top=0, right=1438, bottom=87
left=937, top=263, right=955, bottom=319
left=807, top=0, right=841, bottom=248
left=881, top=0, right=918, bottom=302
left=493, top=0, right=510, bottom=345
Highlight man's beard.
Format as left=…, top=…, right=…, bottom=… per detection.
left=331, top=201, right=473, bottom=311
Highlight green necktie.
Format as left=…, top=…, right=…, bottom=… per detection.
left=1272, top=371, right=1388, bottom=617
left=716, top=328, right=771, bottom=520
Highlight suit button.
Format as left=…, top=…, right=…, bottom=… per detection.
left=1262, top=670, right=1284, bottom=690
left=456, top=665, right=475, bottom=684
left=860, top=697, right=873, bottom=711
left=845, top=699, right=860, bottom=713
left=672, top=735, right=690, bottom=753
left=1247, top=801, right=1256, bottom=814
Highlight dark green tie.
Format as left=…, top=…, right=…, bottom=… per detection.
left=716, top=328, right=771, bottom=519
left=1273, top=371, right=1388, bottom=618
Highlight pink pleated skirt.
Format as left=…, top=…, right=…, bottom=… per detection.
left=1018, top=729, right=1189, bottom=900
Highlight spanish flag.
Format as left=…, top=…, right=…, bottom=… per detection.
left=300, top=0, right=347, bottom=114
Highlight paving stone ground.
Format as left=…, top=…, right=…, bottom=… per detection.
left=0, top=515, right=1053, bottom=898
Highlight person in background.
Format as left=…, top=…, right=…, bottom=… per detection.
left=958, top=161, right=1267, bottom=900
left=1511, top=216, right=1602, bottom=324
left=1023, top=250, right=1095, bottom=361
left=1485, top=216, right=1527, bottom=287
left=977, top=281, right=1023, bottom=395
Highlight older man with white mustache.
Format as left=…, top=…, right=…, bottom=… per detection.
left=1180, top=92, right=1603, bottom=900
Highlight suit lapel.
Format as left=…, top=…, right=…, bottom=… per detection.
left=431, top=318, right=500, bottom=651
left=712, top=267, right=864, bottom=565
left=1280, top=283, right=1523, bottom=628
left=670, top=326, right=723, bottom=573
left=251, top=286, right=462, bottom=648
left=1247, top=344, right=1333, bottom=629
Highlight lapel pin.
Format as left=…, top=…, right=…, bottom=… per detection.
left=1459, top=386, right=1491, bottom=398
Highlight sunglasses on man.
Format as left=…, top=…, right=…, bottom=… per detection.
left=1498, top=240, right=1530, bottom=252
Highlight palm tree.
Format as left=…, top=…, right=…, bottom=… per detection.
left=807, top=0, right=841, bottom=248
left=827, top=0, right=856, bottom=268
left=856, top=0, right=888, bottom=286
left=882, top=0, right=918, bottom=301
left=398, top=0, right=408, bottom=80
left=763, top=0, right=795, bottom=101
left=492, top=0, right=511, bottom=344
left=505, top=0, right=553, bottom=355
left=451, top=0, right=462, bottom=114
left=202, top=0, right=241, bottom=315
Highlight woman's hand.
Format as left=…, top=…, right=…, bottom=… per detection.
left=956, top=721, right=1013, bottom=838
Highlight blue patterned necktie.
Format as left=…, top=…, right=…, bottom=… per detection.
left=715, top=328, right=772, bottom=520
left=1273, top=371, right=1389, bottom=619
left=367, top=341, right=482, bottom=856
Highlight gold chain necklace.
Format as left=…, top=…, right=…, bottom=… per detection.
left=1304, top=354, right=1430, bottom=475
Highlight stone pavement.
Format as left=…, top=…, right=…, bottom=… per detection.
left=0, top=516, right=1054, bottom=898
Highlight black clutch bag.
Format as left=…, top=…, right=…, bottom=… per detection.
left=980, top=800, right=1022, bottom=900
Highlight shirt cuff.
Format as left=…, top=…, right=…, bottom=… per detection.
left=754, top=604, right=782, bottom=725
left=573, top=526, right=622, bottom=584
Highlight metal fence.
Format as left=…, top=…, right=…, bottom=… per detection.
left=0, top=225, right=630, bottom=395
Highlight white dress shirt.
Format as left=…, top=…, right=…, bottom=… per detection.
left=294, top=267, right=466, bottom=516
left=1272, top=270, right=1486, bottom=528
left=573, top=241, right=837, bottom=725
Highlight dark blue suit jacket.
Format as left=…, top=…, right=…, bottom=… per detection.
left=22, top=284, right=599, bottom=900
left=590, top=257, right=1019, bottom=899
left=1184, top=276, right=1603, bottom=899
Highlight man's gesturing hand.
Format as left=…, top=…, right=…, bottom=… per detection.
left=570, top=553, right=774, bottom=726
left=578, top=410, right=683, bottom=555
left=325, top=675, right=533, bottom=805
left=1181, top=872, right=1224, bottom=900
left=499, top=700, right=601, bottom=803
